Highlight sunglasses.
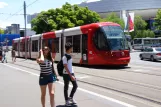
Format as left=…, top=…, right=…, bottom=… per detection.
left=43, top=48, right=49, bottom=51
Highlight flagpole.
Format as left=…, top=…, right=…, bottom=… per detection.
left=127, top=10, right=130, bottom=35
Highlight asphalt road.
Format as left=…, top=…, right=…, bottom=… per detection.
left=0, top=63, right=135, bottom=107
left=0, top=51, right=161, bottom=107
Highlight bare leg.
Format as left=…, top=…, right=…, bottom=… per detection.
left=40, top=85, right=47, bottom=107
left=14, top=57, right=16, bottom=62
left=48, top=83, right=55, bottom=107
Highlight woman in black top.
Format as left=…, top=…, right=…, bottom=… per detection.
left=37, top=46, right=58, bottom=107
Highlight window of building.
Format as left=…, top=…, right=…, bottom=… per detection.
left=32, top=40, right=38, bottom=52
left=73, top=35, right=81, bottom=53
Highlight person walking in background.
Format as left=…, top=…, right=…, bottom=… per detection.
left=63, top=42, right=78, bottom=106
left=11, top=49, right=16, bottom=62
left=37, top=46, right=58, bottom=107
left=2, top=50, right=7, bottom=63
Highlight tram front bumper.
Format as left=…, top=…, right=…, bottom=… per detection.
left=109, top=57, right=131, bottom=65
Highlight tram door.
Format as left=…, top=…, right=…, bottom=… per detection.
left=82, top=34, right=88, bottom=64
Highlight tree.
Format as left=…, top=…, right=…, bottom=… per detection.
left=100, top=12, right=125, bottom=28
left=154, top=9, right=161, bottom=31
left=134, top=16, right=147, bottom=31
left=135, top=30, right=155, bottom=38
left=130, top=15, right=155, bottom=39
left=0, top=29, right=4, bottom=34
left=31, top=3, right=100, bottom=34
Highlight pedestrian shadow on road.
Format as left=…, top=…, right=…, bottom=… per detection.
left=56, top=105, right=78, bottom=107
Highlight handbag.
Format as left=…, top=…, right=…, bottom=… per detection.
left=51, top=53, right=59, bottom=81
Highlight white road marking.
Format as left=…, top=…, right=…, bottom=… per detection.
left=77, top=76, right=90, bottom=79
left=133, top=69, right=144, bottom=72
left=2, top=64, right=136, bottom=107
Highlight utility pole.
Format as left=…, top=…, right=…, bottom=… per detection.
left=24, top=1, right=27, bottom=60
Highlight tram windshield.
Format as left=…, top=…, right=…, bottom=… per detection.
left=102, top=25, right=128, bottom=51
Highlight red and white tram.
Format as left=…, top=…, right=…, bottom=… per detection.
left=13, top=22, right=130, bottom=66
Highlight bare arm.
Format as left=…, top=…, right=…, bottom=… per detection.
left=40, top=50, right=44, bottom=61
left=64, top=64, right=75, bottom=81
left=51, top=53, right=59, bottom=77
left=37, top=51, right=44, bottom=64
left=62, top=56, right=75, bottom=81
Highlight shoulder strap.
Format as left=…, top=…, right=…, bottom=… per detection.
left=65, top=54, right=71, bottom=62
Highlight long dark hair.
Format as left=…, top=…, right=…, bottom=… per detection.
left=39, top=46, right=52, bottom=61
left=46, top=50, right=52, bottom=61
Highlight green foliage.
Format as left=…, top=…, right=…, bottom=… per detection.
left=31, top=3, right=100, bottom=34
left=134, top=16, right=147, bottom=30
left=0, top=29, right=4, bottom=34
left=154, top=9, right=161, bottom=31
left=130, top=15, right=155, bottom=39
left=135, top=30, right=155, bottom=38
left=100, top=12, right=125, bottom=29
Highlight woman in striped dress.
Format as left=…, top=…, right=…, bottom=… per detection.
left=37, top=46, right=58, bottom=107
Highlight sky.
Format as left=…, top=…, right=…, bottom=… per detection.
left=0, top=0, right=86, bottom=29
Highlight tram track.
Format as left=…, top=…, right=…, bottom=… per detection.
left=8, top=61, right=161, bottom=106
left=78, top=79, right=161, bottom=105
left=12, top=60, right=161, bottom=90
left=75, top=71, right=161, bottom=90
left=15, top=59, right=161, bottom=76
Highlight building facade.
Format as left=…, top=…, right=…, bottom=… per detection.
left=11, top=24, right=20, bottom=34
left=20, top=28, right=36, bottom=37
left=5, top=24, right=20, bottom=34
left=79, top=0, right=161, bottom=36
left=79, top=0, right=161, bottom=20
left=27, top=13, right=39, bottom=24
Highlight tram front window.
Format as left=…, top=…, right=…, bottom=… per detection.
left=102, top=25, right=128, bottom=51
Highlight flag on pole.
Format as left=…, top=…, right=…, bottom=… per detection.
left=123, top=11, right=134, bottom=32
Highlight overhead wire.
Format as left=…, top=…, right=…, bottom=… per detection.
left=3, top=0, right=40, bottom=21
left=4, top=6, right=24, bottom=20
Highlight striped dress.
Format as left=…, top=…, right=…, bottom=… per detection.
left=39, top=59, right=53, bottom=75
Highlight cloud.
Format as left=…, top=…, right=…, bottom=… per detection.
left=0, top=20, right=12, bottom=28
left=0, top=2, right=8, bottom=8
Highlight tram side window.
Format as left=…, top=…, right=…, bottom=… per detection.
left=26, top=41, right=29, bottom=52
left=66, top=36, right=73, bottom=44
left=20, top=42, right=25, bottom=52
left=15, top=43, right=18, bottom=51
left=13, top=43, right=17, bottom=51
left=32, top=40, right=38, bottom=52
left=52, top=38, right=59, bottom=53
left=73, top=35, right=81, bottom=53
left=43, top=39, right=48, bottom=48
left=94, top=30, right=108, bottom=50
left=159, top=40, right=161, bottom=43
